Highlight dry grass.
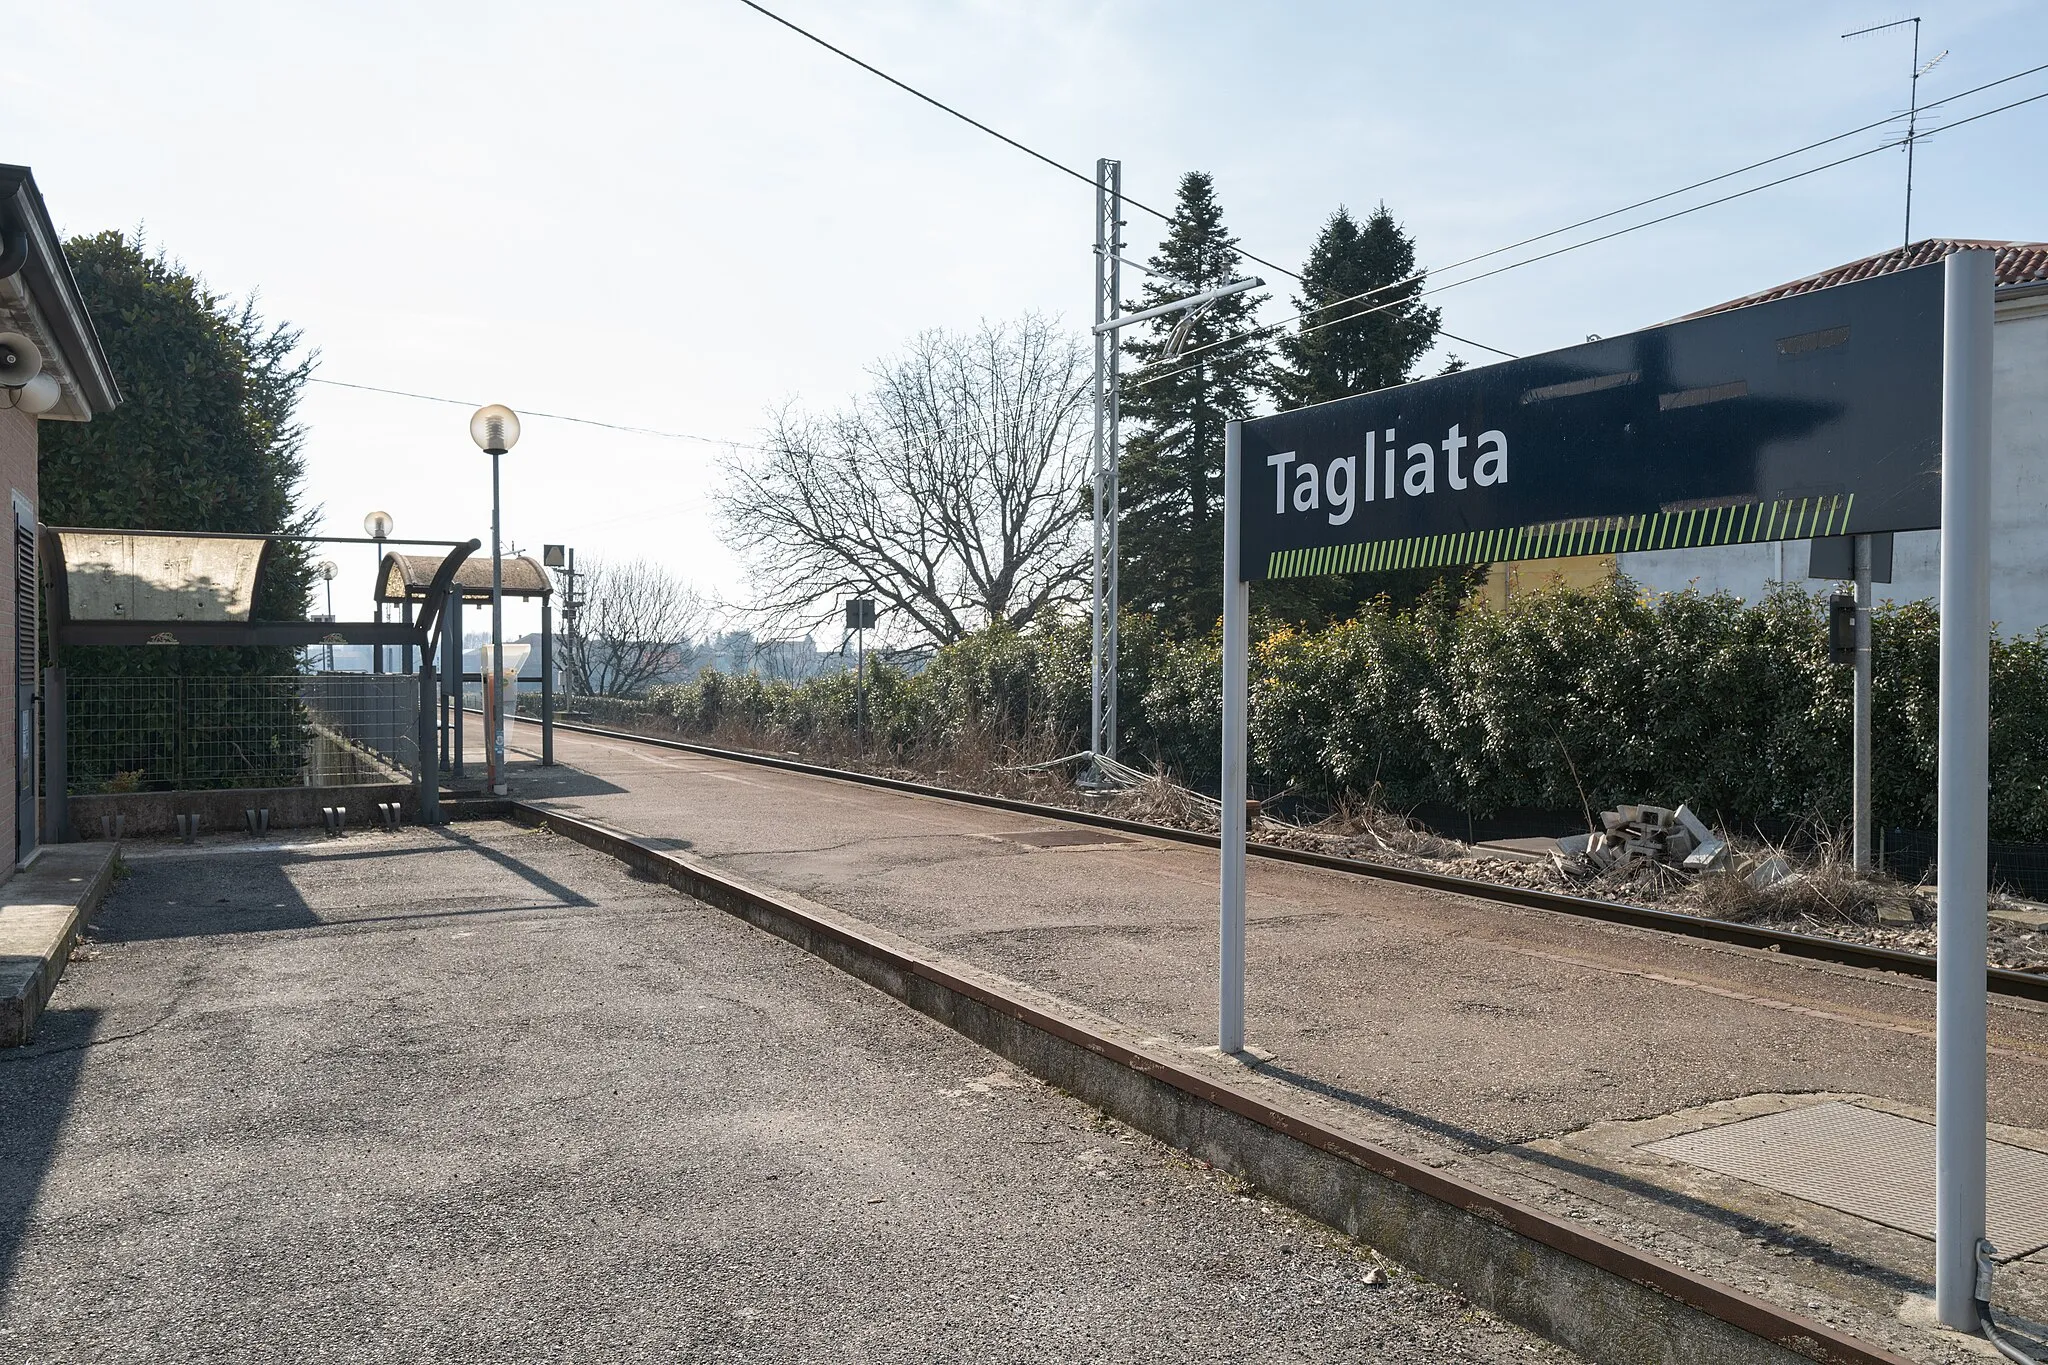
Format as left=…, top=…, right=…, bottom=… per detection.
left=1672, top=828, right=1922, bottom=930
left=1297, top=794, right=1466, bottom=861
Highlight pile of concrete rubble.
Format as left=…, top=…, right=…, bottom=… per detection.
left=1556, top=803, right=1789, bottom=886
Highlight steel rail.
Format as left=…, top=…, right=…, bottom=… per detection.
left=509, top=713, right=2048, bottom=1004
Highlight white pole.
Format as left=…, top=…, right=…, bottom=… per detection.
left=1219, top=419, right=1249, bottom=1054
left=490, top=450, right=507, bottom=796
left=1935, top=246, right=1994, bottom=1330
left=1853, top=534, right=1873, bottom=872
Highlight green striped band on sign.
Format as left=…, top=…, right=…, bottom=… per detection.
left=1257, top=491, right=1864, bottom=580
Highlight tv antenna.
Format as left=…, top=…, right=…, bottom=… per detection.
left=1843, top=17, right=1947, bottom=246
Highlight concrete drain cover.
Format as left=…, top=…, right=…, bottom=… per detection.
left=1643, top=1101, right=2048, bottom=1256
left=995, top=829, right=1133, bottom=850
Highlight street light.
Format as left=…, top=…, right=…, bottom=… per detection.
left=316, top=559, right=338, bottom=672
left=363, top=511, right=393, bottom=673
left=469, top=404, right=520, bottom=795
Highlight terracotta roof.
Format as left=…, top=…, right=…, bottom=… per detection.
left=1684, top=239, right=2048, bottom=318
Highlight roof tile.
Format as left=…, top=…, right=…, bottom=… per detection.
left=1685, top=239, right=2048, bottom=318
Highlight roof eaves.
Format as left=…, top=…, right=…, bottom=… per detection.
left=0, top=164, right=120, bottom=417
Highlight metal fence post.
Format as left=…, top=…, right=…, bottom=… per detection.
left=446, top=589, right=464, bottom=778
left=40, top=666, right=65, bottom=844
left=174, top=675, right=186, bottom=790
left=418, top=660, right=439, bottom=823
left=541, top=595, right=554, bottom=766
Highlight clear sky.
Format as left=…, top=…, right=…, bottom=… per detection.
left=8, top=0, right=2046, bottom=641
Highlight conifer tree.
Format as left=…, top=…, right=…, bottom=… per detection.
left=41, top=231, right=316, bottom=677
left=1272, top=204, right=1437, bottom=407
left=1265, top=204, right=1479, bottom=619
left=1116, top=172, right=1269, bottom=637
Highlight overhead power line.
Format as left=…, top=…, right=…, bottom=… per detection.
left=734, top=0, right=2040, bottom=378
left=1129, top=69, right=2048, bottom=393
left=732, top=0, right=1306, bottom=284
left=735, top=0, right=1530, bottom=359
left=307, top=377, right=767, bottom=450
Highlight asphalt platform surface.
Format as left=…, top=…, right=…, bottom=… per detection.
left=495, top=720, right=2048, bottom=1359
left=0, top=823, right=1574, bottom=1364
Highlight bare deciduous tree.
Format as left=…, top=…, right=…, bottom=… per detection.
left=716, top=314, right=1091, bottom=644
left=564, top=557, right=708, bottom=698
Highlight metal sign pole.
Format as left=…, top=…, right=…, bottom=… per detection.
left=1219, top=419, right=1249, bottom=1054
left=1853, top=534, right=1874, bottom=871
left=1934, top=246, right=1993, bottom=1330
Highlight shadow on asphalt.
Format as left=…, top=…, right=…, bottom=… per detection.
left=492, top=752, right=631, bottom=800
left=104, top=827, right=596, bottom=943
left=1259, top=1059, right=1926, bottom=1293
left=423, top=827, right=596, bottom=908
left=0, top=1006, right=97, bottom=1295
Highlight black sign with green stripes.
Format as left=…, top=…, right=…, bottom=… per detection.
left=1237, top=263, right=1945, bottom=583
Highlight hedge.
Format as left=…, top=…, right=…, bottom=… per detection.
left=619, top=581, right=2048, bottom=843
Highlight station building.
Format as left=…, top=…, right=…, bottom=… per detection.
left=1481, top=239, right=2048, bottom=630
left=0, top=166, right=120, bottom=874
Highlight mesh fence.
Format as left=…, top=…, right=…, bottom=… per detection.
left=67, top=675, right=418, bottom=794
left=1878, top=827, right=2048, bottom=902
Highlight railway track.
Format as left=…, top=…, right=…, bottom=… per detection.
left=511, top=713, right=2048, bottom=1005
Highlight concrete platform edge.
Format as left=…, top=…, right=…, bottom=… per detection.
left=0, top=844, right=120, bottom=1047
left=512, top=799, right=1912, bottom=1365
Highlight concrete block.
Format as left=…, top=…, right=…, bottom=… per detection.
left=1745, top=854, right=1792, bottom=889
left=1674, top=803, right=1715, bottom=846
left=1556, top=833, right=1593, bottom=855
left=1682, top=837, right=1729, bottom=872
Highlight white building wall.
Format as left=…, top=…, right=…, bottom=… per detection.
left=1617, top=294, right=2048, bottom=634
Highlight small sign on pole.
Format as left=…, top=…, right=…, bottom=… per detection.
left=846, top=596, right=876, bottom=751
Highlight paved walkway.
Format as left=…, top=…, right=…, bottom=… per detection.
left=505, top=720, right=2048, bottom=1358
left=0, top=824, right=1570, bottom=1363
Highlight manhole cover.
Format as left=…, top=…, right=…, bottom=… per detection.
left=1643, top=1101, right=2048, bottom=1256
left=994, top=829, right=1133, bottom=850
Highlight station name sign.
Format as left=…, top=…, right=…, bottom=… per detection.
left=1236, top=263, right=1946, bottom=582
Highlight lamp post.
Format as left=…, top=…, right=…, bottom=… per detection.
left=469, top=405, right=520, bottom=796
left=364, top=511, right=393, bottom=673
left=316, top=560, right=338, bottom=672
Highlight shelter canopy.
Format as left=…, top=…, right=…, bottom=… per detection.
left=378, top=552, right=551, bottom=604
left=51, top=530, right=268, bottom=623
left=43, top=527, right=479, bottom=650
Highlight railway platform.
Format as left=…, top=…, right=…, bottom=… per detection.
left=503, top=717, right=2048, bottom=1363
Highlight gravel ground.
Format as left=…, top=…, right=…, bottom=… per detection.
left=0, top=823, right=1577, bottom=1364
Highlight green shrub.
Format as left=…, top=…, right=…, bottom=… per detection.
left=603, top=586, right=2048, bottom=843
